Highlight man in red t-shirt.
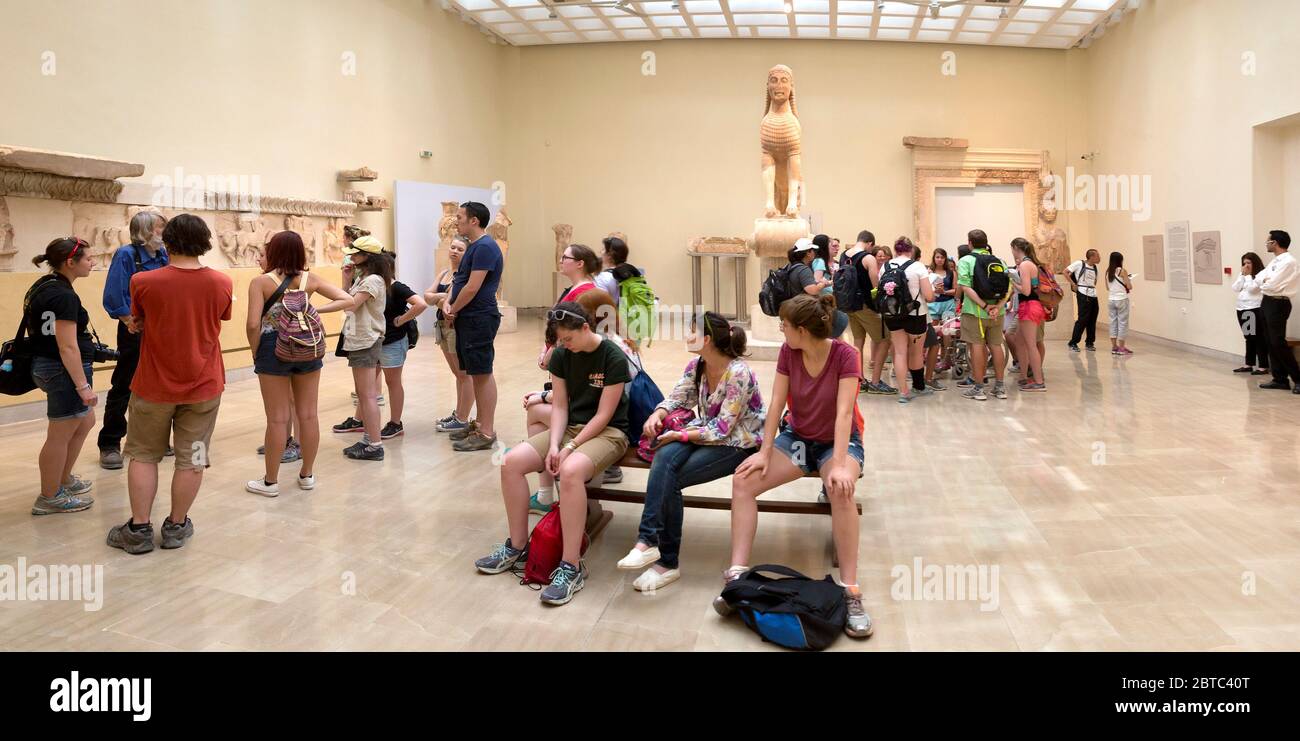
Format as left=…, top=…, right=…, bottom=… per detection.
left=108, top=214, right=233, bottom=555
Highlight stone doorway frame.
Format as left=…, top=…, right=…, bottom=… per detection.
left=903, top=136, right=1053, bottom=255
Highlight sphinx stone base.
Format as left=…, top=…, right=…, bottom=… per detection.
left=750, top=216, right=810, bottom=259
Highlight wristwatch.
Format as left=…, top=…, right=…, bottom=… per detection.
left=564, top=440, right=578, bottom=451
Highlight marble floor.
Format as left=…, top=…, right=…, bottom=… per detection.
left=1, top=318, right=1298, bottom=651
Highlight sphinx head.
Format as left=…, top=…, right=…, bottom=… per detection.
left=765, top=64, right=796, bottom=115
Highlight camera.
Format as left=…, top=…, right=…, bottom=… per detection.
left=93, top=343, right=120, bottom=363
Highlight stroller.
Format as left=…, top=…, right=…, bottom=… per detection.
left=939, top=315, right=969, bottom=381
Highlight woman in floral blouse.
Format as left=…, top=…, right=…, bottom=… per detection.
left=616, top=311, right=765, bottom=592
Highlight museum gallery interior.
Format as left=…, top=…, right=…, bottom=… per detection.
left=0, top=0, right=1298, bottom=653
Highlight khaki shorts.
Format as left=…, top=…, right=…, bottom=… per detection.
left=848, top=308, right=886, bottom=344
left=433, top=319, right=456, bottom=351
left=124, top=395, right=222, bottom=470
left=524, top=424, right=628, bottom=477
left=961, top=313, right=1005, bottom=346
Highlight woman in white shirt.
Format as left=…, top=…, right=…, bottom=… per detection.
left=1232, top=252, right=1269, bottom=374
left=880, top=237, right=935, bottom=403
left=1105, top=251, right=1134, bottom=356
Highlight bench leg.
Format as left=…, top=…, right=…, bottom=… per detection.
left=585, top=498, right=613, bottom=542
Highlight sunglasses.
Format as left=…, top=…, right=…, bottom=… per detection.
left=546, top=308, right=587, bottom=323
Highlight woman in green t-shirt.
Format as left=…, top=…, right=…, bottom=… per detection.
left=474, top=301, right=632, bottom=607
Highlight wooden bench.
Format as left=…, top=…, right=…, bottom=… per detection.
left=582, top=448, right=862, bottom=567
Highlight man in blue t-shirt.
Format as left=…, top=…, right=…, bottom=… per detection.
left=445, top=200, right=504, bottom=452
left=98, top=210, right=170, bottom=469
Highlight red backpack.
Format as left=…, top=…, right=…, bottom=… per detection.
left=523, top=503, right=590, bottom=585
left=273, top=271, right=326, bottom=362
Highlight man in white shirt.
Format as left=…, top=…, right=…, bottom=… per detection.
left=1066, top=249, right=1101, bottom=352
left=1256, top=230, right=1300, bottom=393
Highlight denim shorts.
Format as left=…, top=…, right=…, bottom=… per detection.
left=31, top=356, right=93, bottom=421
left=773, top=423, right=865, bottom=476
left=254, top=331, right=323, bottom=376
left=455, top=313, right=500, bottom=376
left=928, top=298, right=956, bottom=323
left=379, top=339, right=407, bottom=369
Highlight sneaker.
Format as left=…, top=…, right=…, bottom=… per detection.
left=475, top=539, right=528, bottom=574
left=99, top=449, right=123, bottom=470
left=298, top=474, right=316, bottom=490
left=106, top=520, right=154, bottom=554
left=913, top=386, right=936, bottom=397
left=1259, top=381, right=1291, bottom=390
left=897, top=392, right=914, bottom=404
left=283, top=440, right=302, bottom=463
left=858, top=379, right=872, bottom=394
left=528, top=492, right=554, bottom=515
left=601, top=466, right=624, bottom=484
left=380, top=421, right=404, bottom=440
left=160, top=516, right=194, bottom=550
left=246, top=478, right=280, bottom=497
left=712, top=566, right=748, bottom=616
left=871, top=381, right=898, bottom=395
left=1022, top=383, right=1047, bottom=392
left=617, top=545, right=661, bottom=570
left=962, top=385, right=988, bottom=401
left=992, top=383, right=1008, bottom=400
left=844, top=586, right=874, bottom=638
left=344, top=442, right=385, bottom=461
left=1008, top=362, right=1021, bottom=374
left=1068, top=344, right=1080, bottom=353
left=929, top=380, right=947, bottom=391
left=956, top=376, right=975, bottom=387
left=436, top=413, right=469, bottom=433
left=1119, top=348, right=1134, bottom=356
left=31, top=487, right=94, bottom=516
left=1085, top=345, right=1097, bottom=352
left=540, top=560, right=586, bottom=606
left=453, top=431, right=497, bottom=452
left=332, top=416, right=364, bottom=434
left=633, top=567, right=681, bottom=592
left=449, top=421, right=479, bottom=442
left=64, top=474, right=93, bottom=496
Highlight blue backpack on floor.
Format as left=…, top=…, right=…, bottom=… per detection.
left=719, top=565, right=848, bottom=651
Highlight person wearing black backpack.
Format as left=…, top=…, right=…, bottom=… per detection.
left=880, top=237, right=936, bottom=403
left=956, top=229, right=1012, bottom=401
left=842, top=231, right=895, bottom=395
left=25, top=238, right=99, bottom=515
left=97, top=210, right=169, bottom=470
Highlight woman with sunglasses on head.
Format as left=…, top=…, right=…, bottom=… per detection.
left=244, top=231, right=352, bottom=496
left=25, top=238, right=99, bottom=515
left=525, top=288, right=637, bottom=515
left=334, top=236, right=394, bottom=461
left=716, top=294, right=873, bottom=639
left=475, top=301, right=631, bottom=606
left=617, top=311, right=765, bottom=592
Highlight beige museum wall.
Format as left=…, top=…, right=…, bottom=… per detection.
left=0, top=0, right=512, bottom=408
left=1078, top=0, right=1300, bottom=355
left=501, top=38, right=1092, bottom=311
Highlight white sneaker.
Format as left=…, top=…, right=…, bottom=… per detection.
left=297, top=474, right=316, bottom=490
left=617, top=545, right=661, bottom=570
left=633, top=567, right=681, bottom=592
left=246, top=479, right=279, bottom=497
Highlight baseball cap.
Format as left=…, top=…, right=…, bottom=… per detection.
left=792, top=237, right=816, bottom=253
left=343, top=235, right=385, bottom=255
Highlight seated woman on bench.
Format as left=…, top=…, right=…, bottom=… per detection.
left=618, top=311, right=766, bottom=592
left=715, top=294, right=873, bottom=639
left=523, top=289, right=640, bottom=514
left=474, top=301, right=631, bottom=606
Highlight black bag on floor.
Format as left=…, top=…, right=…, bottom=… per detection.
left=719, top=564, right=847, bottom=651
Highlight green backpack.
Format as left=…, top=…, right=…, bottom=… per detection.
left=614, top=265, right=656, bottom=347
